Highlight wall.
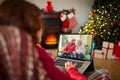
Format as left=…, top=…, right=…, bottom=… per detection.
left=0, top=0, right=94, bottom=33
left=27, top=0, right=94, bottom=33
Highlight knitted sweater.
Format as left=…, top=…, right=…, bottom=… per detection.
left=0, top=26, right=50, bottom=80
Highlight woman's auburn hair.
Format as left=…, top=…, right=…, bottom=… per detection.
left=0, top=0, right=44, bottom=43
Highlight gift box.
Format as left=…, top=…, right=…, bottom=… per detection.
left=93, top=49, right=105, bottom=59
left=112, top=41, right=120, bottom=60
left=102, top=41, right=114, bottom=59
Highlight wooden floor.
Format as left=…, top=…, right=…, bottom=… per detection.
left=93, top=58, right=120, bottom=80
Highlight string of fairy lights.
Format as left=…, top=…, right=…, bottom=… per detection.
left=81, top=0, right=120, bottom=45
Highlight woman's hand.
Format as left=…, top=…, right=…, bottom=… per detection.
left=65, top=61, right=77, bottom=70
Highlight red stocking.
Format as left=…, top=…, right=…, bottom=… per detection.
left=67, top=12, right=78, bottom=29
left=60, top=13, right=69, bottom=32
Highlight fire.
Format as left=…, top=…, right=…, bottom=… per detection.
left=45, top=35, right=57, bottom=45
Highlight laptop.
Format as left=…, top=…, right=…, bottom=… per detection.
left=55, top=34, right=93, bottom=73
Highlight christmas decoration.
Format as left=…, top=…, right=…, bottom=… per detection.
left=45, top=0, right=54, bottom=12
left=102, top=41, right=114, bottom=59
left=60, top=9, right=77, bottom=33
left=80, top=0, right=120, bottom=49
left=69, top=8, right=76, bottom=14
left=93, top=49, right=105, bottom=59
left=67, top=12, right=78, bottom=29
left=60, top=13, right=70, bottom=32
left=112, top=41, right=120, bottom=59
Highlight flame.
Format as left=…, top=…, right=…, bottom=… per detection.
left=45, top=35, right=57, bottom=45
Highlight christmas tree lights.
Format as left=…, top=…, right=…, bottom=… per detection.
left=80, top=0, right=120, bottom=49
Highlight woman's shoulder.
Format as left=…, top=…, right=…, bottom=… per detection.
left=36, top=45, right=54, bottom=62
left=36, top=45, right=49, bottom=56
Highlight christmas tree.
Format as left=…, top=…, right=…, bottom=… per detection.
left=80, top=0, right=120, bottom=49
left=45, top=0, right=54, bottom=12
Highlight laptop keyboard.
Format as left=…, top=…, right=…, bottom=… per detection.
left=55, top=59, right=83, bottom=68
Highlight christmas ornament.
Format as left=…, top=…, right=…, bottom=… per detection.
left=105, top=25, right=108, bottom=29
left=45, top=0, right=54, bottom=12
left=90, top=9, right=94, bottom=16
left=89, top=29, right=94, bottom=34
left=118, top=41, right=120, bottom=47
left=111, top=22, right=115, bottom=26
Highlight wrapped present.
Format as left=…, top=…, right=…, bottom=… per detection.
left=112, top=41, right=120, bottom=60
left=107, top=49, right=113, bottom=59
left=93, top=49, right=105, bottom=59
left=102, top=41, right=114, bottom=59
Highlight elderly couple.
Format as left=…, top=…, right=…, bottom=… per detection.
left=63, top=39, right=86, bottom=59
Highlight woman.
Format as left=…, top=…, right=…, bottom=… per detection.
left=76, top=39, right=86, bottom=59
left=0, top=0, right=86, bottom=80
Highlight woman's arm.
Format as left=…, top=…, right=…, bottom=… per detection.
left=65, top=61, right=86, bottom=80
left=37, top=46, right=87, bottom=80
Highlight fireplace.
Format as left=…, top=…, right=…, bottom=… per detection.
left=41, top=12, right=62, bottom=49
left=45, top=34, right=57, bottom=45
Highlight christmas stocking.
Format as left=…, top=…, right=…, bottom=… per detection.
left=67, top=12, right=78, bottom=29
left=60, top=13, right=69, bottom=32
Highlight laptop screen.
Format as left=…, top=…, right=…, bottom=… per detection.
left=57, top=34, right=93, bottom=61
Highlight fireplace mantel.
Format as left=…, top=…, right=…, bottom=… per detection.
left=41, top=12, right=60, bottom=19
